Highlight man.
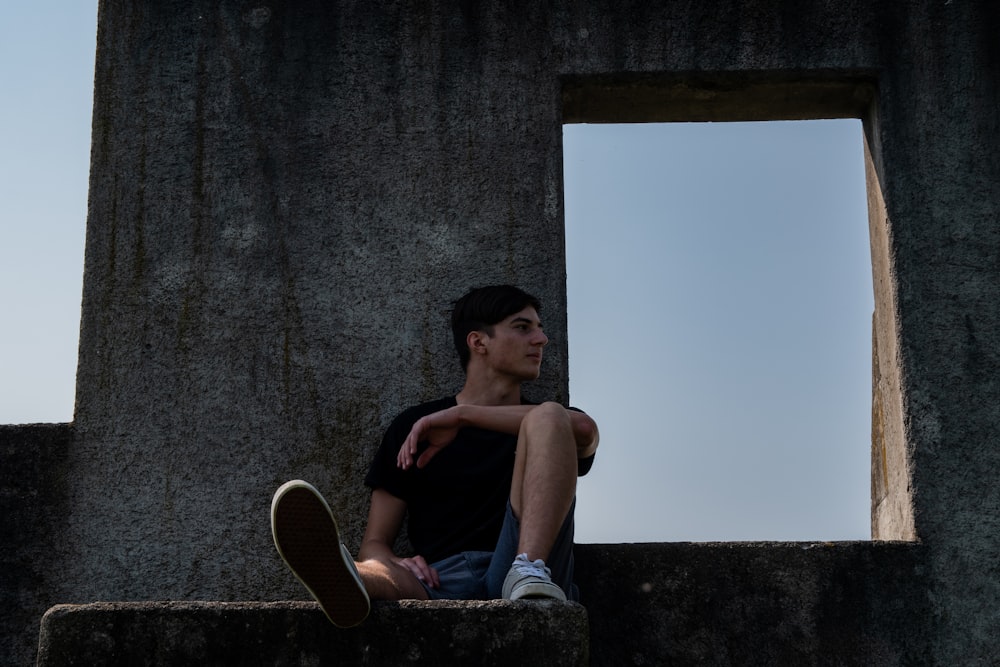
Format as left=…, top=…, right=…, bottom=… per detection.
left=271, top=285, right=599, bottom=627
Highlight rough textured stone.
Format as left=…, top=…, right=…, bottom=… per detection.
left=67, top=0, right=576, bottom=611
left=865, top=4, right=1000, bottom=660
left=36, top=600, right=589, bottom=667
left=61, top=0, right=901, bottom=609
left=31, top=543, right=928, bottom=667
left=0, top=424, right=72, bottom=667
left=575, top=542, right=930, bottom=666
left=5, top=0, right=1000, bottom=664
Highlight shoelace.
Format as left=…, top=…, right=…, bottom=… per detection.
left=512, top=554, right=551, bottom=578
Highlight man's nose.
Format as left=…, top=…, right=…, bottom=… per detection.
left=534, top=330, right=548, bottom=346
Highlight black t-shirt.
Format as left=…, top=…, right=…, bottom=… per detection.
left=364, top=396, right=595, bottom=564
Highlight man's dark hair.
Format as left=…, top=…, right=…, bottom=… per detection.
left=451, top=285, right=542, bottom=371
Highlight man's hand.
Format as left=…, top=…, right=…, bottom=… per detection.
left=392, top=554, right=440, bottom=589
left=397, top=406, right=463, bottom=469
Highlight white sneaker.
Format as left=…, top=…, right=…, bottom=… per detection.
left=270, top=480, right=370, bottom=627
left=501, top=553, right=567, bottom=601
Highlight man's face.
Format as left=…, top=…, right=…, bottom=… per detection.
left=481, top=306, right=548, bottom=381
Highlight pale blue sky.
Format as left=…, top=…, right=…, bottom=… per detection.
left=565, top=121, right=872, bottom=542
left=1, top=3, right=94, bottom=426
left=1, top=3, right=872, bottom=543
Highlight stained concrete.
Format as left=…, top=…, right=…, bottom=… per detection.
left=4, top=438, right=936, bottom=666
left=575, top=542, right=929, bottom=666
left=5, top=0, right=1000, bottom=664
left=33, top=544, right=926, bottom=667
left=67, top=0, right=891, bottom=603
left=0, top=424, right=72, bottom=666
left=36, top=600, right=589, bottom=666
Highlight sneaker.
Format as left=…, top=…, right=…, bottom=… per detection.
left=270, top=480, right=370, bottom=627
left=501, top=553, right=567, bottom=601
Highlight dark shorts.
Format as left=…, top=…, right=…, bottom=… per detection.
left=420, top=499, right=579, bottom=601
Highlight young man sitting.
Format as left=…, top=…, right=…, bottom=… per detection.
left=271, top=284, right=599, bottom=627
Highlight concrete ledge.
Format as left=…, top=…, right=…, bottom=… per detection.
left=36, top=600, right=589, bottom=666
left=575, top=542, right=930, bottom=666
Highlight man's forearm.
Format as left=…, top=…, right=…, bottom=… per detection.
left=456, top=403, right=598, bottom=457
left=455, top=403, right=534, bottom=435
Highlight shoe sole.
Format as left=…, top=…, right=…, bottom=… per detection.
left=507, top=582, right=567, bottom=601
left=271, top=480, right=370, bottom=628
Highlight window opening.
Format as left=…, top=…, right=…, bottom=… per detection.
left=565, top=120, right=872, bottom=542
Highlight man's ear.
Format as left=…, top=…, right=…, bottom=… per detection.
left=467, top=329, right=489, bottom=358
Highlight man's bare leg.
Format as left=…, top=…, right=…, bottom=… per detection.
left=356, top=559, right=430, bottom=600
left=509, top=401, right=578, bottom=562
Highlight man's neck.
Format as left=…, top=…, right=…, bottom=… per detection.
left=456, top=371, right=522, bottom=406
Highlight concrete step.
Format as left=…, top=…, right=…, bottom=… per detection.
left=36, top=599, right=589, bottom=666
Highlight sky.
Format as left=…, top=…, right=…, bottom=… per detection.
left=565, top=121, right=872, bottom=542
left=1, top=3, right=95, bottom=427
left=1, top=3, right=872, bottom=543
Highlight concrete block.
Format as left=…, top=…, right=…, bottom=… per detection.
left=0, top=424, right=72, bottom=667
left=576, top=542, right=929, bottom=666
left=11, top=0, right=1000, bottom=663
left=36, top=600, right=589, bottom=667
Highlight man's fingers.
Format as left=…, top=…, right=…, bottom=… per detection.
left=400, top=556, right=439, bottom=588
left=397, top=418, right=429, bottom=468
left=411, top=556, right=440, bottom=588
left=398, top=415, right=456, bottom=469
left=398, top=427, right=420, bottom=468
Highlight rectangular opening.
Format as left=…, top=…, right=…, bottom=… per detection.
left=564, top=119, right=873, bottom=542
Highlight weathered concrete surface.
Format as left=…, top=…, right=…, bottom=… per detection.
left=31, top=543, right=926, bottom=667
left=36, top=600, right=589, bottom=667
left=67, top=0, right=578, bottom=611
left=575, top=542, right=930, bottom=666
left=0, top=424, right=72, bottom=667
left=65, top=0, right=890, bottom=605
left=863, top=4, right=1000, bottom=662
left=7, top=0, right=999, bottom=664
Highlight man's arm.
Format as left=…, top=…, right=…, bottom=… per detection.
left=358, top=489, right=440, bottom=589
left=398, top=402, right=599, bottom=470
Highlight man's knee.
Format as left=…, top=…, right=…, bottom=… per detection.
left=519, top=403, right=577, bottom=468
left=521, top=401, right=572, bottom=434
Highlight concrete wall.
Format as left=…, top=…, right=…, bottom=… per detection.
left=865, top=3, right=1000, bottom=659
left=65, top=0, right=572, bottom=608
left=0, top=424, right=72, bottom=666
left=575, top=542, right=930, bottom=665
left=67, top=0, right=884, bottom=602
left=5, top=0, right=1000, bottom=664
